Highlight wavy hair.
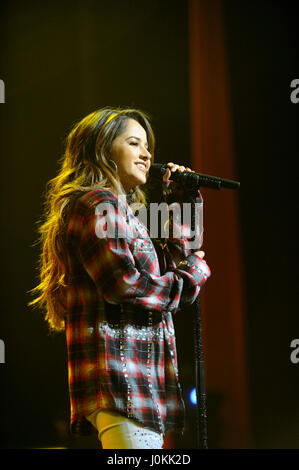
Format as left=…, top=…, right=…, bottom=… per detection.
left=28, top=107, right=155, bottom=331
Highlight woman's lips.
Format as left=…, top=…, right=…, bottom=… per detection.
left=135, top=163, right=147, bottom=173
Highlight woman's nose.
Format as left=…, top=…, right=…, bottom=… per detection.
left=141, top=151, right=151, bottom=161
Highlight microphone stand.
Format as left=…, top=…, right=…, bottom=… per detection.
left=189, top=195, right=208, bottom=449
left=147, top=167, right=240, bottom=450
left=187, top=178, right=240, bottom=450
left=193, top=294, right=208, bottom=449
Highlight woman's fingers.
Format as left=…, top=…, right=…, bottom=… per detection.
left=162, top=167, right=172, bottom=182
left=167, top=162, right=194, bottom=174
left=163, top=162, right=196, bottom=183
left=167, top=163, right=184, bottom=172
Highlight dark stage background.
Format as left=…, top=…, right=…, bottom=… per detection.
left=0, top=0, right=298, bottom=449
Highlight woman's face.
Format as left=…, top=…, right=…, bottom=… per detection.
left=109, top=118, right=152, bottom=192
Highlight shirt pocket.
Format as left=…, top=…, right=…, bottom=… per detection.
left=132, top=237, right=154, bottom=254
left=131, top=236, right=159, bottom=273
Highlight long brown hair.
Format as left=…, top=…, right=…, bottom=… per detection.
left=28, top=107, right=155, bottom=331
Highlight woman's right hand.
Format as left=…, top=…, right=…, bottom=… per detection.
left=194, top=250, right=205, bottom=259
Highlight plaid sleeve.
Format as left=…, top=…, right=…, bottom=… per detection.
left=150, top=187, right=210, bottom=310
left=153, top=188, right=206, bottom=265
left=74, top=192, right=210, bottom=313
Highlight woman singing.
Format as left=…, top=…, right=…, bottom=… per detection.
left=29, top=107, right=211, bottom=449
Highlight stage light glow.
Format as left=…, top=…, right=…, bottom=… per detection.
left=190, top=388, right=197, bottom=405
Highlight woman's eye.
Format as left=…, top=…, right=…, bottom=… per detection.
left=130, top=142, right=138, bottom=146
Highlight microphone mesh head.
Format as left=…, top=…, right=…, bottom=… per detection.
left=148, top=163, right=166, bottom=179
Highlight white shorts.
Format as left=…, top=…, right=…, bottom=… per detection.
left=86, top=409, right=164, bottom=449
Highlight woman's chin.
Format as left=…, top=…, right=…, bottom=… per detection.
left=130, top=175, right=147, bottom=189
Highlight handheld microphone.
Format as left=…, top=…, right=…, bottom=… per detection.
left=148, top=163, right=240, bottom=190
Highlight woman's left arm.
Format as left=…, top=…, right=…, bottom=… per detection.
left=72, top=191, right=210, bottom=314
left=151, top=162, right=205, bottom=269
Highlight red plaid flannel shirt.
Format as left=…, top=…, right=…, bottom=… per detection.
left=63, top=189, right=210, bottom=436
